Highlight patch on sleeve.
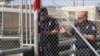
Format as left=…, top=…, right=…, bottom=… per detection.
left=86, top=25, right=89, bottom=29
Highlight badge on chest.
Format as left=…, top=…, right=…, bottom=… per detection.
left=49, top=22, right=51, bottom=26
left=86, top=25, right=89, bottom=29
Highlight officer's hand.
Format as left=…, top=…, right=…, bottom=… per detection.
left=50, top=30, right=58, bottom=35
left=84, top=34, right=95, bottom=41
left=59, top=26, right=66, bottom=34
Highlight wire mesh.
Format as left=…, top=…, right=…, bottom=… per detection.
left=39, top=7, right=75, bottom=56
left=0, top=0, right=20, bottom=50
left=1, top=0, right=100, bottom=56
left=40, top=0, right=100, bottom=56
left=0, top=0, right=34, bottom=56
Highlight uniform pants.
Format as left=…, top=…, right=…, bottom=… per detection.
left=76, top=48, right=96, bottom=56
left=41, top=41, right=59, bottom=56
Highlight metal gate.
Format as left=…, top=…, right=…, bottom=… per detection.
left=0, top=0, right=35, bottom=56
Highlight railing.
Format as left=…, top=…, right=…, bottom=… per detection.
left=0, top=38, right=76, bottom=56
left=0, top=47, right=33, bottom=56
left=0, top=35, right=100, bottom=56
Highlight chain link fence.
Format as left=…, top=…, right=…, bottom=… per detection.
left=1, top=0, right=100, bottom=56
left=40, top=0, right=100, bottom=56
left=0, top=0, right=34, bottom=56
left=39, top=7, right=75, bottom=56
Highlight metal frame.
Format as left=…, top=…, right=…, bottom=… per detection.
left=20, top=0, right=23, bottom=48
left=1, top=4, right=4, bottom=37
left=0, top=0, right=39, bottom=56
left=0, top=36, right=100, bottom=56
left=25, top=0, right=28, bottom=45
left=29, top=0, right=32, bottom=45
left=0, top=47, right=33, bottom=56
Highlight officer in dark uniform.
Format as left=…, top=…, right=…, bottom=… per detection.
left=72, top=11, right=97, bottom=56
left=40, top=7, right=59, bottom=56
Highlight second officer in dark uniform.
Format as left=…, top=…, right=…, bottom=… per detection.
left=72, top=11, right=97, bottom=56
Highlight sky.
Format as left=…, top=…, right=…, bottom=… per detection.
left=9, top=0, right=100, bottom=7
left=41, top=0, right=100, bottom=6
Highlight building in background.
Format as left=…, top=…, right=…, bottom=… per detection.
left=0, top=0, right=100, bottom=35
left=44, top=6, right=100, bottom=34
left=60, top=6, right=100, bottom=33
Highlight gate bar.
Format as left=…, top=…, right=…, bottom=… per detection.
left=0, top=47, right=33, bottom=56
left=33, top=0, right=41, bottom=56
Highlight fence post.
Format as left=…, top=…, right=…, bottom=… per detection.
left=33, top=0, right=40, bottom=56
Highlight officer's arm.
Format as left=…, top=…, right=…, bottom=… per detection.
left=41, top=28, right=59, bottom=35
left=84, top=34, right=95, bottom=41
left=47, top=19, right=59, bottom=35
left=49, top=27, right=59, bottom=35
left=84, top=24, right=97, bottom=41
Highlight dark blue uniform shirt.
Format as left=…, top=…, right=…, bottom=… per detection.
left=71, top=20, right=97, bottom=49
left=40, top=17, right=59, bottom=42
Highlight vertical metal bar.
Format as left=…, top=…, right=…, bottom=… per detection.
left=81, top=0, right=84, bottom=6
left=34, top=0, right=40, bottom=56
left=1, top=4, right=4, bottom=37
left=19, top=1, right=22, bottom=48
left=73, top=0, right=75, bottom=7
left=25, top=0, right=28, bottom=44
left=20, top=0, right=23, bottom=47
left=12, top=0, right=14, bottom=8
left=29, top=0, right=32, bottom=44
left=34, top=8, right=39, bottom=56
